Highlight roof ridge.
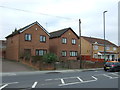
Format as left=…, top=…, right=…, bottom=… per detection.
left=50, top=27, right=70, bottom=34
left=81, top=36, right=117, bottom=47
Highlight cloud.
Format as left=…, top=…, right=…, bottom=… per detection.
left=0, top=0, right=119, bottom=45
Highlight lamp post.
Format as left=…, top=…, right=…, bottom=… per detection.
left=103, top=11, right=107, bottom=62
left=79, top=19, right=82, bottom=68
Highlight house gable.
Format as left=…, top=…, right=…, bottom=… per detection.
left=50, top=27, right=79, bottom=39
left=6, top=21, right=50, bottom=38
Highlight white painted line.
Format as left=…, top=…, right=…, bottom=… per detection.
left=0, top=84, right=8, bottom=90
left=110, top=73, right=119, bottom=76
left=2, top=73, right=16, bottom=76
left=32, top=82, right=38, bottom=88
left=60, top=79, right=65, bottom=84
left=59, top=79, right=97, bottom=86
left=92, top=76, right=98, bottom=80
left=103, top=74, right=113, bottom=79
left=77, top=77, right=83, bottom=82
left=2, top=82, right=19, bottom=85
left=45, top=79, right=53, bottom=81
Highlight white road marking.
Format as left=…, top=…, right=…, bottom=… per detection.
left=2, top=82, right=19, bottom=85
left=110, top=73, right=119, bottom=76
left=45, top=76, right=79, bottom=81
left=32, top=82, right=38, bottom=88
left=60, top=79, right=65, bottom=84
left=77, top=77, right=83, bottom=82
left=0, top=84, right=8, bottom=90
left=2, top=73, right=16, bottom=76
left=59, top=79, right=97, bottom=86
left=103, top=74, right=113, bottom=79
left=92, top=76, right=98, bottom=80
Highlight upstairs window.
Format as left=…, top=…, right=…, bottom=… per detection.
left=72, top=39, right=76, bottom=45
left=113, top=47, right=116, bottom=51
left=62, top=38, right=67, bottom=44
left=25, top=34, right=32, bottom=41
left=106, top=46, right=110, bottom=50
left=40, top=35, right=46, bottom=42
left=94, top=45, right=98, bottom=50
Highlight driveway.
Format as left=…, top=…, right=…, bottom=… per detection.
left=1, top=58, right=36, bottom=72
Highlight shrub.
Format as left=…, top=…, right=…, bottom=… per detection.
left=42, top=53, right=58, bottom=63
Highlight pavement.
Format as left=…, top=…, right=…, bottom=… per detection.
left=1, top=58, right=37, bottom=73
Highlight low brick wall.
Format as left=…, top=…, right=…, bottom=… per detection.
left=20, top=59, right=104, bottom=70
left=20, top=59, right=55, bottom=70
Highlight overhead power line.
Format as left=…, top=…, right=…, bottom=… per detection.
left=0, top=5, right=78, bottom=21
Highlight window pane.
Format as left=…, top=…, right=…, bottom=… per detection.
left=40, top=36, right=42, bottom=41
left=62, top=38, right=67, bottom=44
left=39, top=50, right=43, bottom=56
left=29, top=35, right=31, bottom=40
left=43, top=36, right=46, bottom=42
left=36, top=50, right=39, bottom=56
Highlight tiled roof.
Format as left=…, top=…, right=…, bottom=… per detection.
left=50, top=27, right=79, bottom=39
left=6, top=21, right=49, bottom=38
left=82, top=36, right=118, bottom=47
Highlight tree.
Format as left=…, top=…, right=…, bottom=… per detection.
left=42, top=53, right=58, bottom=63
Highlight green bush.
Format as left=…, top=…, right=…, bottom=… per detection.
left=42, top=53, right=58, bottom=63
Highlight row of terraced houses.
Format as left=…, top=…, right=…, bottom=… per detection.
left=4, top=21, right=120, bottom=62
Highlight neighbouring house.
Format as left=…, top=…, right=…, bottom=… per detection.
left=49, top=27, right=79, bottom=60
left=80, top=36, right=118, bottom=61
left=6, top=21, right=50, bottom=61
left=118, top=46, right=120, bottom=58
left=0, top=40, right=6, bottom=58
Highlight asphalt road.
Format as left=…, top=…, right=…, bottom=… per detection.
left=1, top=69, right=120, bottom=89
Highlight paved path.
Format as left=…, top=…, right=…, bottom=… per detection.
left=1, top=59, right=36, bottom=72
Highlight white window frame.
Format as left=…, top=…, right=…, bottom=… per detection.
left=72, top=39, right=76, bottom=45
left=25, top=34, right=32, bottom=41
left=94, top=45, right=98, bottom=50
left=61, top=51, right=67, bottom=57
left=40, top=35, right=46, bottom=42
left=62, top=38, right=67, bottom=44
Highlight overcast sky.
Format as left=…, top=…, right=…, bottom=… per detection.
left=0, top=0, right=119, bottom=45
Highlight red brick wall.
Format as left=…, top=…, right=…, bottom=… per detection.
left=6, top=35, right=19, bottom=61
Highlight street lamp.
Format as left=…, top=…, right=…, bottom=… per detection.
left=103, top=11, right=107, bottom=62
left=79, top=19, right=82, bottom=68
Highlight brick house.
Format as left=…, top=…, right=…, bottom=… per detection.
left=0, top=40, right=6, bottom=58
left=118, top=46, right=120, bottom=58
left=6, top=21, right=50, bottom=61
left=49, top=27, right=79, bottom=60
left=80, top=36, right=118, bottom=61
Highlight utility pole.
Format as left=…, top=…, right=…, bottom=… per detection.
left=103, top=11, right=107, bottom=62
left=79, top=19, right=82, bottom=69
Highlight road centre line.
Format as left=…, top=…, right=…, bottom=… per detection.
left=0, top=84, right=8, bottom=90
left=77, top=77, right=83, bottom=82
left=32, top=82, right=38, bottom=88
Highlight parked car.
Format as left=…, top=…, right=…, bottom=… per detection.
left=104, top=61, right=120, bottom=72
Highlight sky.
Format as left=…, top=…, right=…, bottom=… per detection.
left=0, top=0, right=119, bottom=45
